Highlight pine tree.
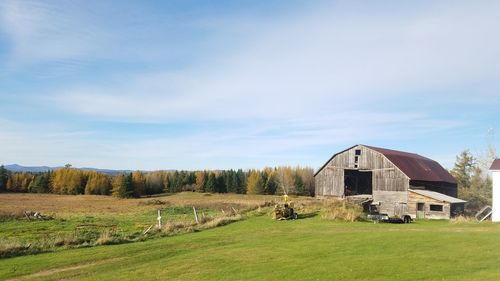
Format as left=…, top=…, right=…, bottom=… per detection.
left=216, top=173, right=227, bottom=193
left=450, top=150, right=475, bottom=189
left=205, top=173, right=217, bottom=193
left=264, top=170, right=278, bottom=195
left=225, top=170, right=239, bottom=193
left=294, top=172, right=306, bottom=195
left=29, top=173, right=50, bottom=193
left=163, top=173, right=172, bottom=193
left=0, top=165, right=8, bottom=192
left=236, top=169, right=246, bottom=194
left=169, top=171, right=182, bottom=193
left=185, top=171, right=196, bottom=187
left=452, top=150, right=493, bottom=215
left=112, top=173, right=134, bottom=198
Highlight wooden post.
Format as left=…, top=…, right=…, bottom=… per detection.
left=143, top=224, right=154, bottom=235
left=157, top=209, right=162, bottom=229
left=193, top=206, right=199, bottom=224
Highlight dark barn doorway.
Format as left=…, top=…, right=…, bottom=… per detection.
left=344, top=169, right=373, bottom=196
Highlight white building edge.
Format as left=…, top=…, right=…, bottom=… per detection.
left=490, top=159, right=500, bottom=222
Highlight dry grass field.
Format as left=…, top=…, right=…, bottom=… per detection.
left=0, top=192, right=286, bottom=218
left=0, top=192, right=306, bottom=258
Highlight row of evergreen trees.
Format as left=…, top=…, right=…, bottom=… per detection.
left=0, top=165, right=315, bottom=198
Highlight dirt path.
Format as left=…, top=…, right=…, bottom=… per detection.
left=6, top=257, right=124, bottom=281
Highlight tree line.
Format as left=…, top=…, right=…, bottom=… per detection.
left=0, top=165, right=315, bottom=198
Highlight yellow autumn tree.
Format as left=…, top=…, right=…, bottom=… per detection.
left=131, top=171, right=145, bottom=197
left=84, top=171, right=111, bottom=195
left=246, top=170, right=264, bottom=194
left=195, top=171, right=206, bottom=192
left=52, top=168, right=85, bottom=194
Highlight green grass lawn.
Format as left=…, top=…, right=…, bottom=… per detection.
left=2, top=215, right=500, bottom=281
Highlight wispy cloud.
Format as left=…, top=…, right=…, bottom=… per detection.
left=0, top=1, right=498, bottom=169
left=49, top=1, right=500, bottom=122
left=0, top=1, right=104, bottom=66
left=0, top=111, right=464, bottom=170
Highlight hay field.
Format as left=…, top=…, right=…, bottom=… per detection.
left=0, top=192, right=293, bottom=258
left=0, top=192, right=284, bottom=217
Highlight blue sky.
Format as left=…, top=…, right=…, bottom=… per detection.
left=0, top=0, right=499, bottom=170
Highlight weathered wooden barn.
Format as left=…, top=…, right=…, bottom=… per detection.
left=315, top=145, right=465, bottom=219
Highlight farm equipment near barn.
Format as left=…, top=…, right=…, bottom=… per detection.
left=273, top=202, right=298, bottom=220
left=273, top=194, right=298, bottom=220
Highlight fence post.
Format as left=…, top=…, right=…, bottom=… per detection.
left=157, top=209, right=162, bottom=229
left=193, top=206, right=199, bottom=224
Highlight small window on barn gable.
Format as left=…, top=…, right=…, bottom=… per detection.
left=354, top=156, right=359, bottom=163
left=430, top=204, right=443, bottom=212
left=355, top=149, right=361, bottom=156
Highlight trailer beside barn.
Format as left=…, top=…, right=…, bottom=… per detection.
left=315, top=144, right=465, bottom=219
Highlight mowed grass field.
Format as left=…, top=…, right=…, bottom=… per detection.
left=1, top=193, right=500, bottom=280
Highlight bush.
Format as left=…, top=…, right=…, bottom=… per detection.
left=450, top=215, right=476, bottom=224
left=0, top=241, right=40, bottom=258
left=321, top=200, right=363, bottom=222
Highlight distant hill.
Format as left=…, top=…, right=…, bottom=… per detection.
left=3, top=164, right=134, bottom=175
left=4, top=164, right=56, bottom=173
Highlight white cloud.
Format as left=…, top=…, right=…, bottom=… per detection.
left=0, top=0, right=111, bottom=71
left=1, top=1, right=498, bottom=169
left=0, top=111, right=465, bottom=170
left=46, top=1, right=500, bottom=123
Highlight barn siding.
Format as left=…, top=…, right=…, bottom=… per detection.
left=408, top=191, right=451, bottom=219
left=315, top=168, right=343, bottom=196
left=315, top=145, right=409, bottom=198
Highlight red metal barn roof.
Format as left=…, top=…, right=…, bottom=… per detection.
left=363, top=145, right=456, bottom=184
left=490, top=159, right=500, bottom=170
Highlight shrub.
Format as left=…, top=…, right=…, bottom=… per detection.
left=450, top=215, right=476, bottom=224
left=321, top=200, right=363, bottom=222
left=0, top=241, right=39, bottom=258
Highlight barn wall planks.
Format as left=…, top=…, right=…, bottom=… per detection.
left=315, top=145, right=409, bottom=198
left=408, top=191, right=451, bottom=219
